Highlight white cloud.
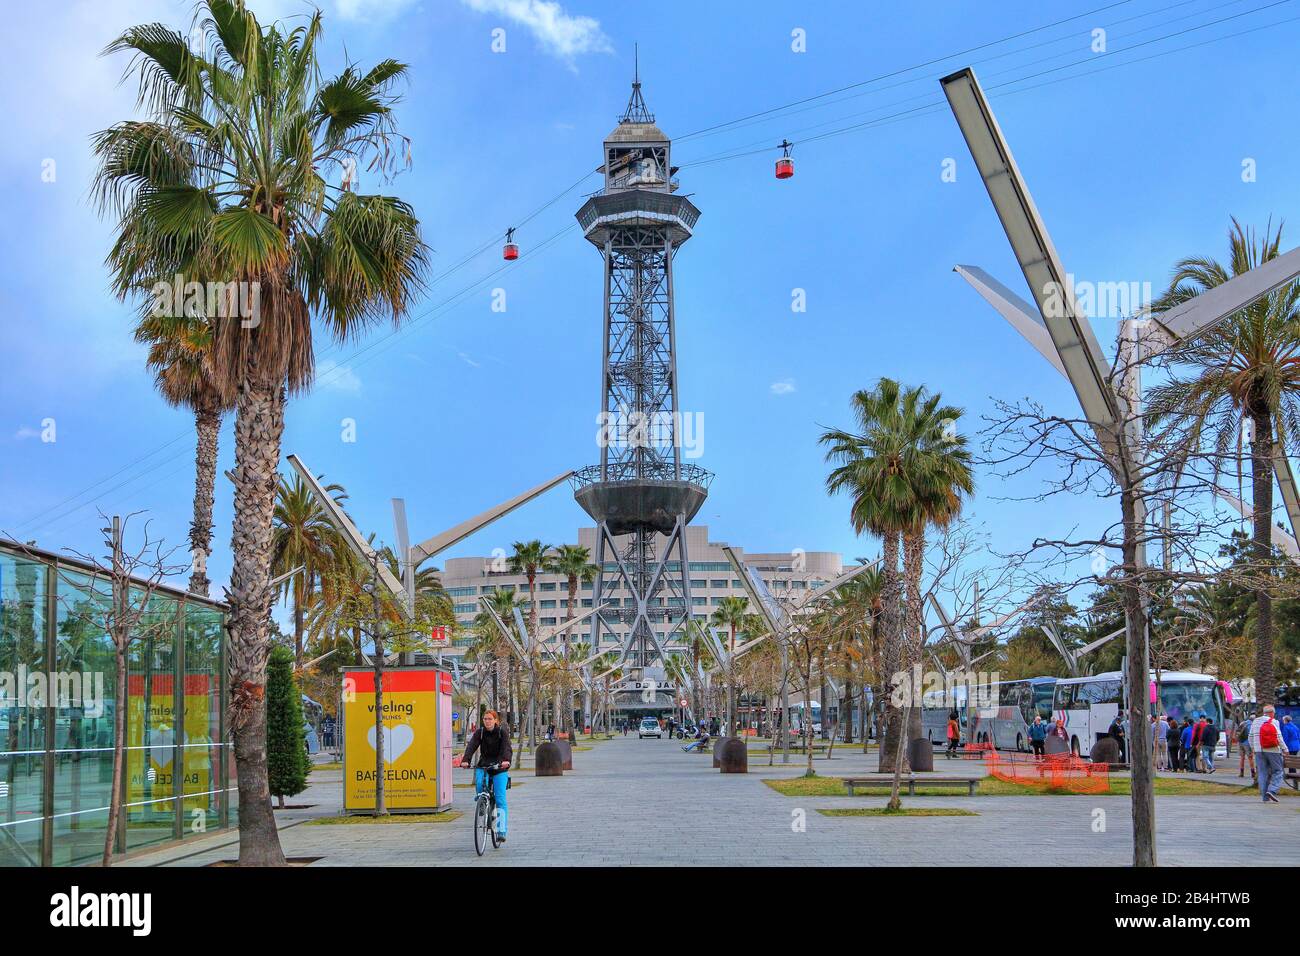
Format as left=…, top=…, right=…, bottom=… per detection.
left=770, top=379, right=797, bottom=396
left=14, top=426, right=42, bottom=441
left=460, top=0, right=613, bottom=64
left=457, top=351, right=482, bottom=368
left=316, top=359, right=362, bottom=393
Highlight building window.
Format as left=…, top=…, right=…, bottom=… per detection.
left=710, top=579, right=726, bottom=588
left=539, top=582, right=556, bottom=591
left=448, top=586, right=476, bottom=597
left=690, top=579, right=706, bottom=588
left=692, top=597, right=707, bottom=606
left=541, top=617, right=557, bottom=626
left=540, top=600, right=557, bottom=609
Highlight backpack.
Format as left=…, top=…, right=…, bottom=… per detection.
left=1259, top=719, right=1280, bottom=749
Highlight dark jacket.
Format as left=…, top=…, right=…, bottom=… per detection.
left=1166, top=724, right=1182, bottom=747
left=1200, top=724, right=1220, bottom=748
left=462, top=724, right=513, bottom=768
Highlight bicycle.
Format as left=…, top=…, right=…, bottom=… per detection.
left=471, top=762, right=508, bottom=856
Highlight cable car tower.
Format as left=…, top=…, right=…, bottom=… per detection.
left=572, top=66, right=710, bottom=678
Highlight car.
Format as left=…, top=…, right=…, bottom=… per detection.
left=638, top=718, right=663, bottom=739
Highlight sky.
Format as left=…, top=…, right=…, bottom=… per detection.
left=2, top=0, right=1299, bottom=629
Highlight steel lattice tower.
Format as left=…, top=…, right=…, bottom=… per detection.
left=573, top=71, right=710, bottom=677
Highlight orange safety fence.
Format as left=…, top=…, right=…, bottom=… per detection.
left=983, top=749, right=1110, bottom=794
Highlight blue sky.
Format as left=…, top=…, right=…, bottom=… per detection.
left=3, top=0, right=1299, bottom=625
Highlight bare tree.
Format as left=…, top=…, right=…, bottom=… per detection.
left=53, top=513, right=184, bottom=866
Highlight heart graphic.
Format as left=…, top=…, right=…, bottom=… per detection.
left=148, top=728, right=175, bottom=767
left=366, top=723, right=415, bottom=764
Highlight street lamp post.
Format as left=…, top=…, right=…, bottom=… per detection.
left=941, top=65, right=1300, bottom=866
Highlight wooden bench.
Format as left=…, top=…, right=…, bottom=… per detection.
left=1284, top=754, right=1300, bottom=790
left=842, top=774, right=979, bottom=796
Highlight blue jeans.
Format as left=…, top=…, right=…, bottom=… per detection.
left=1257, top=752, right=1284, bottom=801
left=1201, top=745, right=1214, bottom=772
left=475, top=769, right=509, bottom=835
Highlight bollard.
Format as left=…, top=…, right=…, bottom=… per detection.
left=713, top=738, right=730, bottom=767
left=1044, top=735, right=1070, bottom=756
left=1089, top=736, right=1121, bottom=766
left=554, top=739, right=573, bottom=770
left=535, top=741, right=564, bottom=776
left=718, top=737, right=748, bottom=773
left=908, top=737, right=934, bottom=773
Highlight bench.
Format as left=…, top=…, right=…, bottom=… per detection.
left=842, top=774, right=979, bottom=796
left=1285, top=754, right=1300, bottom=790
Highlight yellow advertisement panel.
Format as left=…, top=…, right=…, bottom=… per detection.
left=126, top=674, right=211, bottom=816
left=343, top=668, right=440, bottom=811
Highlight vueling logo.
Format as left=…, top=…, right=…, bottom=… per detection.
left=49, top=886, right=151, bottom=936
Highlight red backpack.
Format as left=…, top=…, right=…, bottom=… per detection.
left=1259, top=719, right=1280, bottom=749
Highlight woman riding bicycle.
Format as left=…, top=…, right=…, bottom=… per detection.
left=460, top=710, right=512, bottom=843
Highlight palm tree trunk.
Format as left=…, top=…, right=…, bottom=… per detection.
left=877, top=531, right=904, bottom=774
left=188, top=406, right=220, bottom=596
left=903, top=528, right=926, bottom=747
left=227, top=379, right=288, bottom=866
left=1251, top=403, right=1277, bottom=706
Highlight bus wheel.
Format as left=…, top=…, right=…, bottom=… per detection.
left=1016, top=734, right=1024, bottom=752
left=1071, top=737, right=1080, bottom=757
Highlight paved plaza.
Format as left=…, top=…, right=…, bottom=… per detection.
left=124, top=737, right=1297, bottom=867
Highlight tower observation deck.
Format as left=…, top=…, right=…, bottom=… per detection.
left=572, top=70, right=711, bottom=674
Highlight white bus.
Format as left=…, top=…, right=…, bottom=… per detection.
left=921, top=677, right=1057, bottom=752
left=1052, top=670, right=1226, bottom=757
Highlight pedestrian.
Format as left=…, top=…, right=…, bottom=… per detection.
left=1108, top=714, right=1127, bottom=763
left=1028, top=714, right=1047, bottom=758
left=1282, top=715, right=1300, bottom=755
left=1166, top=716, right=1183, bottom=772
left=1250, top=704, right=1291, bottom=803
left=1048, top=718, right=1069, bottom=750
left=1181, top=718, right=1197, bottom=772
left=946, top=711, right=960, bottom=759
left=1154, top=713, right=1169, bottom=770
left=1200, top=718, right=1219, bottom=773
left=1237, top=717, right=1256, bottom=781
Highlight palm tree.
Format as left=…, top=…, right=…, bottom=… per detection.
left=94, top=2, right=428, bottom=864
left=710, top=595, right=748, bottom=732
left=271, top=474, right=347, bottom=665
left=823, top=567, right=883, bottom=745
left=552, top=543, right=597, bottom=735
left=822, top=380, right=974, bottom=797
left=474, top=588, right=525, bottom=712
left=821, top=380, right=912, bottom=772
left=1146, top=219, right=1300, bottom=707
left=507, top=540, right=553, bottom=638
left=135, top=313, right=232, bottom=596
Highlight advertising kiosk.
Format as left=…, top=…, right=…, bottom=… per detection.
left=341, top=666, right=454, bottom=814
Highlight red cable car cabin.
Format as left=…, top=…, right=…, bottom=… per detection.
left=775, top=157, right=794, bottom=179
left=502, top=227, right=519, bottom=260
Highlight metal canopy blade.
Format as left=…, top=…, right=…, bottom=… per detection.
left=1213, top=486, right=1300, bottom=558
left=1147, top=245, right=1300, bottom=351
left=941, top=68, right=1121, bottom=463
left=286, top=454, right=405, bottom=603
left=954, top=265, right=1067, bottom=377
left=408, top=471, right=573, bottom=564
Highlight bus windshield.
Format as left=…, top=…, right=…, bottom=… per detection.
left=1157, top=682, right=1222, bottom=724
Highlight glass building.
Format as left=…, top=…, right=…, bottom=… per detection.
left=1, top=539, right=231, bottom=866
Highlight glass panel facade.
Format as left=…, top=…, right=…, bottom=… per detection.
left=0, top=551, right=47, bottom=866
left=51, top=568, right=113, bottom=866
left=0, top=543, right=229, bottom=865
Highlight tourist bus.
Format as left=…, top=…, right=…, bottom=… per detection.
left=789, top=700, right=821, bottom=736
left=921, top=677, right=1057, bottom=752
left=1052, top=670, right=1226, bottom=757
